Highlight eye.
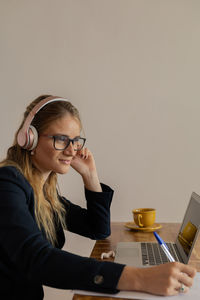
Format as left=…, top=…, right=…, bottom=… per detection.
left=54, top=135, right=69, bottom=143
left=58, top=135, right=68, bottom=141
left=74, top=137, right=80, bottom=142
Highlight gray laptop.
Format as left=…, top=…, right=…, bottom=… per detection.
left=115, top=192, right=200, bottom=267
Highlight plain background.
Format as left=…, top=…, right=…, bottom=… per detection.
left=1, top=1, right=200, bottom=299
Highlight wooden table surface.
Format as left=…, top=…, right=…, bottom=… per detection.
left=73, top=222, right=200, bottom=300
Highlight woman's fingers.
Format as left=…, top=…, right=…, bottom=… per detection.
left=176, top=282, right=189, bottom=294
left=177, top=267, right=196, bottom=293
left=170, top=262, right=196, bottom=292
left=166, top=263, right=196, bottom=295
left=77, top=147, right=90, bottom=159
left=179, top=262, right=197, bottom=279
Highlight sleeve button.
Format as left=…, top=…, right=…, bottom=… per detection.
left=94, top=275, right=104, bottom=285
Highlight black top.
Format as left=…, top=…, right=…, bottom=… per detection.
left=0, top=166, right=125, bottom=300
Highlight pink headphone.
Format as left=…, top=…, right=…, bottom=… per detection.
left=17, top=96, right=68, bottom=150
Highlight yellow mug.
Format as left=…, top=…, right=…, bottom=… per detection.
left=132, top=208, right=156, bottom=228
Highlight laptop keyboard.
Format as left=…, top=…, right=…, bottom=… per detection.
left=141, top=242, right=183, bottom=265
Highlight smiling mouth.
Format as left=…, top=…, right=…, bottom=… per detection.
left=59, top=159, right=71, bottom=165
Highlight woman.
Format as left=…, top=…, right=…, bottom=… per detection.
left=0, top=95, right=196, bottom=300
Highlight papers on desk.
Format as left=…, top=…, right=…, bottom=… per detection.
left=73, top=272, right=200, bottom=299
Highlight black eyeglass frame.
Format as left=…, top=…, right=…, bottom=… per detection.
left=40, top=134, right=86, bottom=151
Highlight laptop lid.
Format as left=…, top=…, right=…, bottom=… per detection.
left=175, top=192, right=200, bottom=264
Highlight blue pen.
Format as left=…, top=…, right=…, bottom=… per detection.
left=153, top=232, right=175, bottom=262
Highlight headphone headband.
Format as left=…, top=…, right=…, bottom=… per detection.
left=17, top=96, right=68, bottom=149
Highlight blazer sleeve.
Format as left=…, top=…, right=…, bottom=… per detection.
left=0, top=167, right=125, bottom=293
left=61, top=183, right=114, bottom=240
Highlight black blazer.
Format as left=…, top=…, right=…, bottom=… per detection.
left=0, top=166, right=125, bottom=300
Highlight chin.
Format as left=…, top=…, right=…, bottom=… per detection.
left=56, top=166, right=71, bottom=175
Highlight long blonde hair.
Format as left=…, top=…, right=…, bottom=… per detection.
left=0, top=94, right=82, bottom=246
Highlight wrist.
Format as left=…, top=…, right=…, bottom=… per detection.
left=82, top=172, right=102, bottom=192
left=117, top=266, right=143, bottom=291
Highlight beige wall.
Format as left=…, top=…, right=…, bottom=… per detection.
left=1, top=0, right=200, bottom=226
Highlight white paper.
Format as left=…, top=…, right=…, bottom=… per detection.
left=73, top=272, right=200, bottom=299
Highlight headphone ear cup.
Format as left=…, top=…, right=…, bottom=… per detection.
left=28, top=125, right=38, bottom=150
left=17, top=129, right=27, bottom=148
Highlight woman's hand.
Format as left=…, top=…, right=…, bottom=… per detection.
left=70, top=147, right=96, bottom=175
left=70, top=147, right=102, bottom=192
left=117, top=262, right=196, bottom=296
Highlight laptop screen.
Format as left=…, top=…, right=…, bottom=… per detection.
left=175, top=192, right=200, bottom=263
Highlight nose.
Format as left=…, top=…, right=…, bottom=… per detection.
left=63, top=141, right=76, bottom=156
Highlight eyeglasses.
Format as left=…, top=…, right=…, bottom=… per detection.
left=41, top=135, right=86, bottom=151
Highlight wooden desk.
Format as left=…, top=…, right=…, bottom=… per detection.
left=73, top=222, right=200, bottom=300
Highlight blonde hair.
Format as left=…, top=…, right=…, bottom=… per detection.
left=0, top=94, right=82, bottom=246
